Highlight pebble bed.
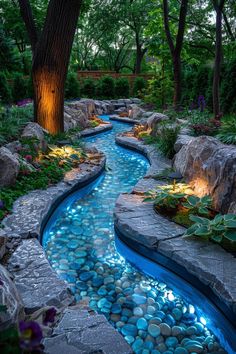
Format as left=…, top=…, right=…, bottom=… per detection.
left=43, top=117, right=227, bottom=354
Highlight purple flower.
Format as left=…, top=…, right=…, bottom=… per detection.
left=43, top=307, right=57, bottom=325
left=0, top=200, right=4, bottom=210
left=198, top=95, right=206, bottom=112
left=19, top=320, right=43, bottom=350
left=17, top=98, right=32, bottom=107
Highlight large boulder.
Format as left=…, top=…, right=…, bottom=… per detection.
left=0, top=264, right=25, bottom=330
left=174, top=136, right=236, bottom=213
left=146, top=112, right=169, bottom=136
left=64, top=106, right=88, bottom=129
left=22, top=122, right=47, bottom=150
left=0, top=147, right=20, bottom=187
left=174, top=134, right=195, bottom=153
left=128, top=104, right=145, bottom=119
left=80, top=99, right=96, bottom=116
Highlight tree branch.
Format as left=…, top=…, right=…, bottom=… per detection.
left=17, top=0, right=38, bottom=52
left=163, top=0, right=175, bottom=55
left=175, top=0, right=188, bottom=55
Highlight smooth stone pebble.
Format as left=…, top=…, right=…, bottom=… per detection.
left=174, top=348, right=188, bottom=354
left=184, top=341, right=204, bottom=353
left=159, top=323, right=171, bottom=336
left=172, top=308, right=182, bottom=321
left=165, top=337, right=178, bottom=348
left=111, top=303, right=122, bottom=314
left=132, top=338, right=144, bottom=351
left=134, top=307, right=144, bottom=316
left=172, top=326, right=183, bottom=336
left=125, top=335, right=135, bottom=345
left=148, top=324, right=160, bottom=337
left=132, top=294, right=147, bottom=305
left=121, top=324, right=138, bottom=337
left=137, top=318, right=148, bottom=330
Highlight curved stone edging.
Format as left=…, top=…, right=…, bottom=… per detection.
left=114, top=134, right=236, bottom=327
left=80, top=122, right=112, bottom=137
left=109, top=115, right=140, bottom=125
left=2, top=152, right=106, bottom=239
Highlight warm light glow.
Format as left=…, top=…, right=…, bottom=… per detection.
left=35, top=70, right=62, bottom=134
left=190, top=178, right=209, bottom=197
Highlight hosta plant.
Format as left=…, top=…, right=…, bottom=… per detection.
left=182, top=195, right=213, bottom=215
left=185, top=214, right=236, bottom=251
left=144, top=182, right=193, bottom=210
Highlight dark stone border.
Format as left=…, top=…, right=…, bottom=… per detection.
left=109, top=115, right=140, bottom=124
left=114, top=133, right=236, bottom=329
left=79, top=123, right=112, bottom=138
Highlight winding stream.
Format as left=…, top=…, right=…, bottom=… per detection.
left=42, top=117, right=231, bottom=354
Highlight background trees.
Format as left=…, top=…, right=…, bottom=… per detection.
left=0, top=0, right=235, bottom=131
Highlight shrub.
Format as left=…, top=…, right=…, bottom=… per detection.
left=81, top=78, right=96, bottom=98
left=156, top=124, right=180, bottom=158
left=220, top=58, right=236, bottom=113
left=216, top=116, right=236, bottom=144
left=12, top=74, right=28, bottom=103
left=65, top=72, right=80, bottom=99
left=0, top=105, right=33, bottom=145
left=0, top=72, right=12, bottom=103
left=98, top=76, right=115, bottom=99
left=133, top=77, right=146, bottom=97
left=115, top=78, right=130, bottom=98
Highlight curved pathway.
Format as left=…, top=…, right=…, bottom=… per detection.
left=42, top=117, right=229, bottom=354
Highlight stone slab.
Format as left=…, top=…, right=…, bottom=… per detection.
left=6, top=239, right=73, bottom=313
left=43, top=307, right=132, bottom=354
left=80, top=123, right=112, bottom=137
left=158, top=237, right=236, bottom=313
left=114, top=193, right=185, bottom=248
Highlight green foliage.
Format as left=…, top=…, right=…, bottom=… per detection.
left=156, top=124, right=180, bottom=159
left=0, top=325, right=21, bottom=354
left=216, top=116, right=236, bottom=144
left=98, top=76, right=115, bottom=99
left=27, top=76, right=34, bottom=99
left=0, top=72, right=12, bottom=103
left=133, top=77, right=146, bottom=97
left=144, top=182, right=192, bottom=210
left=185, top=214, right=236, bottom=250
left=183, top=195, right=212, bottom=215
left=81, top=78, right=96, bottom=98
left=12, top=74, right=27, bottom=103
left=0, top=105, right=33, bottom=145
left=65, top=72, right=80, bottom=99
left=0, top=136, right=84, bottom=221
left=144, top=74, right=173, bottom=108
left=115, top=77, right=130, bottom=98
left=220, top=58, right=236, bottom=113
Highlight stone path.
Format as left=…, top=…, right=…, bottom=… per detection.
left=43, top=307, right=132, bottom=354
left=114, top=133, right=236, bottom=325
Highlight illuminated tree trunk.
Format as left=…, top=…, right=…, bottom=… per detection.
left=18, top=0, right=83, bottom=133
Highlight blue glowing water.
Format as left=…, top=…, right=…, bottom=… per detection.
left=43, top=117, right=231, bottom=353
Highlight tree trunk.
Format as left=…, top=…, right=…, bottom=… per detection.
left=213, top=7, right=223, bottom=118
left=18, top=0, right=82, bottom=133
left=135, top=44, right=143, bottom=74
left=173, top=54, right=182, bottom=109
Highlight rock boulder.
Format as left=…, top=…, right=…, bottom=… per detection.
left=22, top=122, right=47, bottom=150
left=0, top=264, right=25, bottom=330
left=146, top=113, right=169, bottom=136
left=174, top=135, right=236, bottom=213
left=128, top=104, right=145, bottom=119
left=0, top=147, right=20, bottom=187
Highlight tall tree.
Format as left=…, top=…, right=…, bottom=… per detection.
left=212, top=0, right=226, bottom=118
left=163, top=0, right=188, bottom=108
left=18, top=0, right=83, bottom=133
